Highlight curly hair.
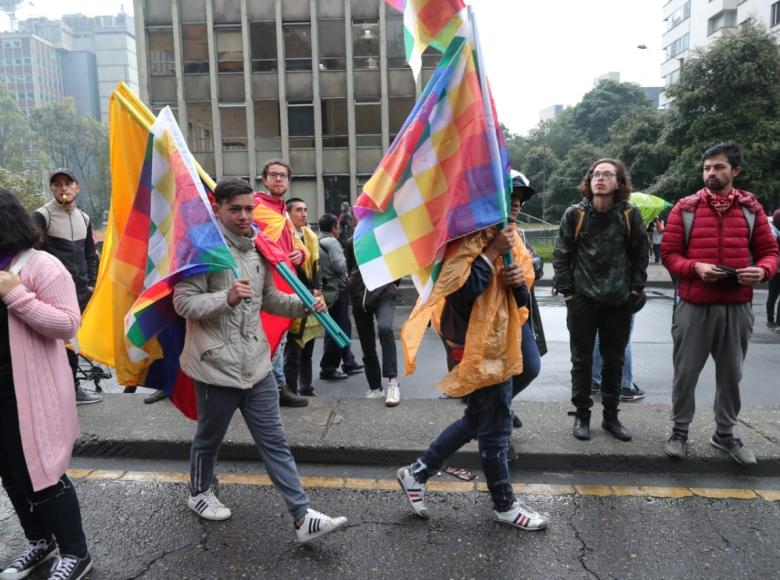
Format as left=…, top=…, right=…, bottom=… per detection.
left=0, top=188, right=39, bottom=254
left=577, top=158, right=632, bottom=202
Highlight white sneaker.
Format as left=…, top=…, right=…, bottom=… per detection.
left=492, top=499, right=550, bottom=531
left=396, top=466, right=429, bottom=519
left=187, top=489, right=232, bottom=521
left=385, top=378, right=400, bottom=407
left=365, top=388, right=384, bottom=399
left=295, top=508, right=347, bottom=543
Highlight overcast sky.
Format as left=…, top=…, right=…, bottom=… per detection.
left=4, top=0, right=665, bottom=135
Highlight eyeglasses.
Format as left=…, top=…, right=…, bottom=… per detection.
left=592, top=171, right=616, bottom=179
left=266, top=172, right=289, bottom=180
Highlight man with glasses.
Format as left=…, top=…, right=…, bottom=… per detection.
left=255, top=160, right=309, bottom=407
left=553, top=159, right=648, bottom=442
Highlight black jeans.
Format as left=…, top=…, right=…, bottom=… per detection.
left=352, top=295, right=398, bottom=390
left=320, top=289, right=357, bottom=373
left=0, top=386, right=87, bottom=558
left=566, top=295, right=632, bottom=415
left=767, top=274, right=780, bottom=324
left=284, top=336, right=315, bottom=392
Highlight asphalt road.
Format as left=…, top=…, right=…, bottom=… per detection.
left=2, top=458, right=778, bottom=579
left=88, top=289, right=780, bottom=406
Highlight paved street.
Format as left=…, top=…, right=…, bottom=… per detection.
left=2, top=458, right=778, bottom=579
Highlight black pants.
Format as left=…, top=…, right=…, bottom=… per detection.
left=320, top=289, right=357, bottom=373
left=352, top=295, right=398, bottom=390
left=0, top=387, right=87, bottom=558
left=566, top=295, right=632, bottom=415
left=284, top=336, right=315, bottom=393
left=767, top=274, right=780, bottom=325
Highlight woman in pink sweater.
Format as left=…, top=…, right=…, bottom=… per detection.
left=0, top=189, right=92, bottom=580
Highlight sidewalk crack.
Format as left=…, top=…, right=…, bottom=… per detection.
left=737, top=418, right=779, bottom=445
left=319, top=403, right=340, bottom=442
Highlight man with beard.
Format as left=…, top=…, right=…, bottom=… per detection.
left=661, top=143, right=777, bottom=465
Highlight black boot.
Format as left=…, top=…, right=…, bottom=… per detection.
left=602, top=411, right=632, bottom=442
left=571, top=411, right=591, bottom=440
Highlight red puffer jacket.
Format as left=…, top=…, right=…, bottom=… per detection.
left=661, top=188, right=779, bottom=305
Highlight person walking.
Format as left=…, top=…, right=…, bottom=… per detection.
left=765, top=209, right=780, bottom=331
left=397, top=225, right=550, bottom=532
left=173, top=178, right=347, bottom=542
left=661, top=143, right=778, bottom=465
left=32, top=169, right=101, bottom=405
left=0, top=188, right=93, bottom=580
left=553, top=159, right=648, bottom=442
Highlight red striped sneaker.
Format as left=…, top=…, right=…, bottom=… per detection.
left=492, top=500, right=549, bottom=531
left=396, top=466, right=430, bottom=519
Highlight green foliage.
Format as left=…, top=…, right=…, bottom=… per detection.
left=0, top=168, right=45, bottom=211
left=659, top=21, right=780, bottom=208
left=570, top=80, right=653, bottom=146
left=544, top=142, right=605, bottom=221
left=0, top=84, right=32, bottom=171
left=30, top=98, right=110, bottom=222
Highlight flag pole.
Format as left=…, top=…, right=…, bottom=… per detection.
left=467, top=5, right=512, bottom=266
left=112, top=85, right=349, bottom=348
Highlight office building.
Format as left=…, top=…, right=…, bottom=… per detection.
left=0, top=32, right=64, bottom=115
left=134, top=0, right=437, bottom=216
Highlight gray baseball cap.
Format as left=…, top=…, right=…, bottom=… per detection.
left=49, top=168, right=78, bottom=185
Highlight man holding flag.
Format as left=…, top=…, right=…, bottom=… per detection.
left=173, top=178, right=347, bottom=543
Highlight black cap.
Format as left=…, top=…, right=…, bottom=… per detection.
left=49, top=168, right=78, bottom=185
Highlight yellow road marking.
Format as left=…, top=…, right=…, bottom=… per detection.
left=66, top=470, right=777, bottom=501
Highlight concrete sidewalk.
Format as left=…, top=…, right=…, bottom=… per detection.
left=76, top=395, right=780, bottom=477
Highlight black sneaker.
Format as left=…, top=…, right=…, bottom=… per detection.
left=341, top=363, right=365, bottom=375
left=590, top=381, right=601, bottom=396
left=47, top=553, right=92, bottom=580
left=511, top=411, right=522, bottom=429
left=1, top=538, right=56, bottom=580
left=319, top=370, right=348, bottom=380
left=619, top=384, right=645, bottom=402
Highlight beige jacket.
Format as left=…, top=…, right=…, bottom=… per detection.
left=173, top=225, right=305, bottom=389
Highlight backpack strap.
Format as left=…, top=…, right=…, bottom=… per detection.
left=741, top=206, right=755, bottom=242
left=572, top=208, right=586, bottom=243
left=623, top=207, right=633, bottom=237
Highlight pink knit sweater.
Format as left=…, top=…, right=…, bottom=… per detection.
left=3, top=250, right=81, bottom=491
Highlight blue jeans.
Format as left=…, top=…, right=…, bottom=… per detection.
left=592, top=316, right=634, bottom=390
left=272, top=332, right=287, bottom=388
left=411, top=380, right=515, bottom=512
left=512, top=323, right=541, bottom=398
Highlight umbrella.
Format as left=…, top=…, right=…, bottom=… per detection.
left=629, top=192, right=672, bottom=224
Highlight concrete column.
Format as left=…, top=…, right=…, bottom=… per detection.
left=275, top=0, right=290, bottom=162
left=379, top=0, right=390, bottom=153
left=171, top=0, right=187, bottom=134
left=205, top=0, right=223, bottom=177
left=133, top=0, right=150, bottom=104
left=345, top=0, right=357, bottom=201
left=240, top=0, right=257, bottom=187
left=310, top=0, right=325, bottom=217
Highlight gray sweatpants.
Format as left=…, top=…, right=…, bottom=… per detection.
left=190, top=373, right=309, bottom=520
left=670, top=301, right=754, bottom=434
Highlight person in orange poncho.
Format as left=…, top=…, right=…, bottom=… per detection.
left=397, top=225, right=550, bottom=532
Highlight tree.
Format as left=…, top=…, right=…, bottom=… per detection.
left=0, top=84, right=33, bottom=172
left=0, top=168, right=45, bottom=211
left=607, top=108, right=675, bottom=193
left=570, top=80, right=653, bottom=146
left=658, top=21, right=780, bottom=208
left=544, top=142, right=605, bottom=222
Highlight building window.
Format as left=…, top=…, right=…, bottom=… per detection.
left=665, top=1, right=691, bottom=31
left=216, top=30, right=243, bottom=73
left=352, top=19, right=379, bottom=70
left=707, top=10, right=737, bottom=36
left=148, top=30, right=175, bottom=76
left=389, top=96, right=415, bottom=141
left=355, top=100, right=381, bottom=147
left=772, top=2, right=780, bottom=27
left=288, top=102, right=314, bottom=148
left=254, top=100, right=281, bottom=150
left=324, top=175, right=351, bottom=214
left=220, top=106, right=247, bottom=151
left=183, top=24, right=209, bottom=74
left=186, top=103, right=213, bottom=153
left=321, top=98, right=348, bottom=148
left=319, top=19, right=346, bottom=71
left=283, top=22, right=312, bottom=72
left=386, top=17, right=406, bottom=69
left=250, top=21, right=277, bottom=72
left=665, top=33, right=689, bottom=59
